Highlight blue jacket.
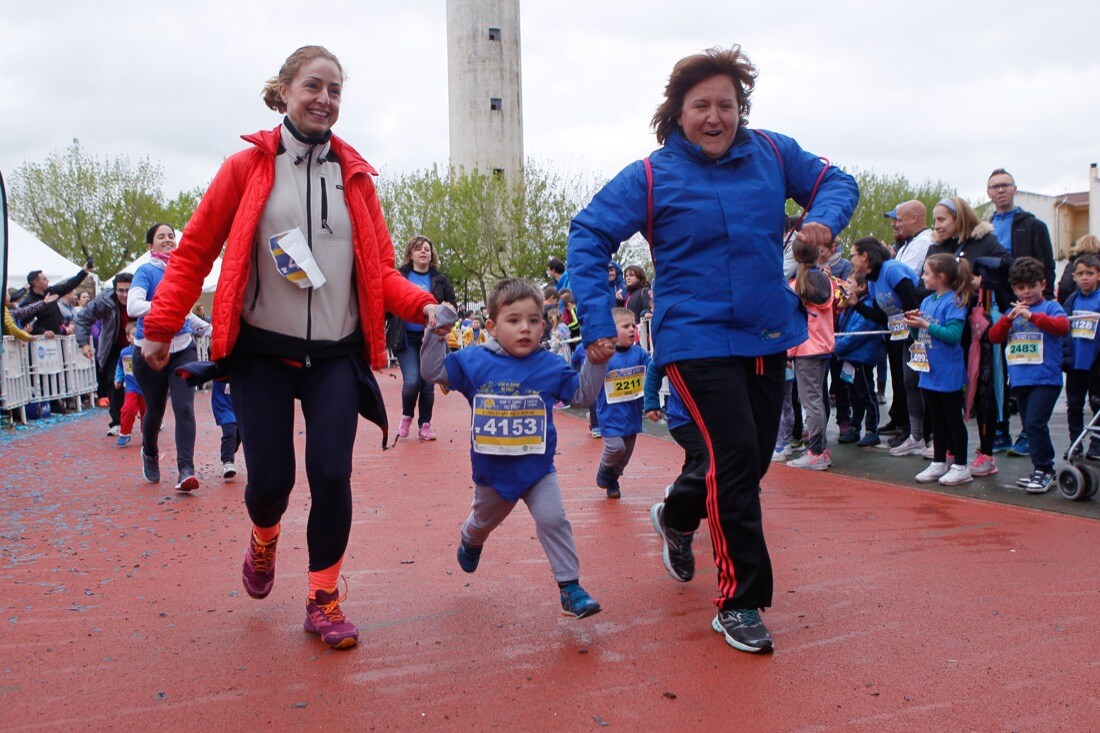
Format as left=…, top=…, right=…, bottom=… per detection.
left=594, top=345, right=652, bottom=437
left=211, top=381, right=237, bottom=426
left=568, top=127, right=859, bottom=366
left=834, top=298, right=885, bottom=366
left=114, top=346, right=142, bottom=395
left=643, top=362, right=691, bottom=431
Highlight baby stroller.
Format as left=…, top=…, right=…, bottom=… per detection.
left=1055, top=411, right=1100, bottom=501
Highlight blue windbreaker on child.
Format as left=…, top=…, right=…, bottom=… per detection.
left=595, top=345, right=652, bottom=437
left=114, top=345, right=142, bottom=395
left=211, top=382, right=237, bottom=426
left=445, top=345, right=581, bottom=500
left=834, top=297, right=885, bottom=366
left=643, top=362, right=691, bottom=431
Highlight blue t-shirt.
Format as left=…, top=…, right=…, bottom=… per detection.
left=595, top=345, right=652, bottom=437
left=445, top=345, right=580, bottom=500
left=404, top=271, right=432, bottom=333
left=133, top=261, right=191, bottom=341
left=916, top=292, right=968, bottom=393
left=867, top=259, right=919, bottom=318
left=1005, top=299, right=1065, bottom=388
left=1070, top=289, right=1100, bottom=371
left=114, top=345, right=142, bottom=395
left=992, top=209, right=1018, bottom=251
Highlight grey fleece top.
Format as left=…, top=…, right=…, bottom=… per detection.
left=419, top=304, right=608, bottom=407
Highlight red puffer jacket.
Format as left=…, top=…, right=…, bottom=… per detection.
left=143, top=126, right=435, bottom=369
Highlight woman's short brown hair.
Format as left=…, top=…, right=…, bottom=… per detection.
left=652, top=45, right=757, bottom=145
left=262, top=45, right=346, bottom=113
left=402, top=235, right=439, bottom=269
left=623, top=265, right=649, bottom=285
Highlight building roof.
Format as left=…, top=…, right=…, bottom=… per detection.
left=1058, top=191, right=1090, bottom=207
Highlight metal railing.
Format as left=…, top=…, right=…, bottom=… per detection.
left=2, top=334, right=100, bottom=423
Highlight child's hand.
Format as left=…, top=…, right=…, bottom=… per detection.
left=585, top=338, right=616, bottom=364
left=114, top=381, right=122, bottom=389
left=1008, top=302, right=1032, bottom=321
left=646, top=409, right=663, bottom=422
left=903, top=310, right=928, bottom=329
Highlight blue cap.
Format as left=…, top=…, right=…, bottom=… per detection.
left=883, top=207, right=898, bottom=220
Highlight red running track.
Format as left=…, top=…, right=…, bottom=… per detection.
left=1, top=368, right=1097, bottom=731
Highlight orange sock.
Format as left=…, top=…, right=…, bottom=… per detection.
left=308, top=557, right=343, bottom=599
left=253, top=523, right=280, bottom=543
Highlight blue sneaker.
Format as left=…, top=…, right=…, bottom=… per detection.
left=992, top=430, right=1012, bottom=454
left=1007, top=432, right=1030, bottom=457
left=559, top=583, right=601, bottom=618
left=456, top=539, right=482, bottom=573
left=857, top=432, right=881, bottom=447
left=837, top=427, right=860, bottom=444
left=117, top=434, right=132, bottom=447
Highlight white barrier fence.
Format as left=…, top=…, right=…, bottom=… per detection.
left=2, top=334, right=99, bottom=423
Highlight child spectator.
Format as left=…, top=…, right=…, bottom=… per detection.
left=560, top=291, right=581, bottom=342
left=462, top=315, right=488, bottom=348
left=988, top=257, right=1069, bottom=492
left=771, top=360, right=797, bottom=461
left=644, top=364, right=702, bottom=582
left=541, top=286, right=560, bottom=345
left=1062, top=254, right=1100, bottom=459
left=905, top=253, right=972, bottom=485
left=114, top=322, right=144, bottom=447
left=547, top=308, right=571, bottom=361
left=787, top=241, right=836, bottom=470
left=834, top=272, right=885, bottom=447
left=420, top=280, right=609, bottom=619
left=445, top=322, right=463, bottom=352
left=592, top=307, right=652, bottom=497
left=211, top=381, right=242, bottom=479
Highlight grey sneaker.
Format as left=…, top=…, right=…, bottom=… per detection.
left=142, top=452, right=160, bottom=483
left=650, top=502, right=694, bottom=582
left=712, top=608, right=774, bottom=653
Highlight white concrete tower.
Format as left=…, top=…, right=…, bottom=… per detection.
left=446, top=0, right=524, bottom=175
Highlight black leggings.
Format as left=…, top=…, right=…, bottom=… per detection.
left=230, top=354, right=359, bottom=571
left=665, top=354, right=784, bottom=611
left=133, top=344, right=198, bottom=471
left=922, top=388, right=967, bottom=465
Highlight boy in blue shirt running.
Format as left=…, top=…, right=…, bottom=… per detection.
left=589, top=307, right=652, bottom=498
left=421, top=279, right=612, bottom=618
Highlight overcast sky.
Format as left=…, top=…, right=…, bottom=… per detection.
left=2, top=0, right=1097, bottom=208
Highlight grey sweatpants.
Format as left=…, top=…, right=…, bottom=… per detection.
left=599, top=433, right=638, bottom=475
left=794, top=357, right=829, bottom=454
left=461, top=473, right=580, bottom=583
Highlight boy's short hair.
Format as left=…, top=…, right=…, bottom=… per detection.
left=125, top=321, right=138, bottom=334
left=611, top=307, right=634, bottom=322
left=486, top=278, right=543, bottom=320
left=1008, top=256, right=1045, bottom=287
left=547, top=257, right=565, bottom=275
left=560, top=291, right=575, bottom=305
left=851, top=271, right=867, bottom=287
left=543, top=285, right=560, bottom=300
left=1074, top=254, right=1100, bottom=272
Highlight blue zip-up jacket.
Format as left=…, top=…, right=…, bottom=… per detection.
left=114, top=346, right=142, bottom=395
left=834, top=297, right=885, bottom=366
left=211, top=381, right=237, bottom=426
left=568, top=127, right=859, bottom=367
left=643, top=362, right=691, bottom=431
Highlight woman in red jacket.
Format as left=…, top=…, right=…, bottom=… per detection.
left=141, top=46, right=438, bottom=650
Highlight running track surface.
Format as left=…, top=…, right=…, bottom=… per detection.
left=2, top=369, right=1097, bottom=731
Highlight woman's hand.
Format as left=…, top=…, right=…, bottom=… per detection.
left=142, top=340, right=170, bottom=370
left=796, top=222, right=833, bottom=247
left=80, top=344, right=94, bottom=360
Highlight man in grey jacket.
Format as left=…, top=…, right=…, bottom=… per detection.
left=76, top=273, right=133, bottom=435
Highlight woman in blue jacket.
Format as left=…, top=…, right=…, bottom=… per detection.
left=567, top=46, right=858, bottom=654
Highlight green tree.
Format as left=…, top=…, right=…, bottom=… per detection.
left=787, top=168, right=957, bottom=253
left=8, top=139, right=205, bottom=277
left=378, top=162, right=597, bottom=305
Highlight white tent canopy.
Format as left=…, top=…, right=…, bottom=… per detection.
left=115, top=251, right=223, bottom=293
left=5, top=218, right=87, bottom=292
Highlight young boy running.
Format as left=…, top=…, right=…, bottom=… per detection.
left=590, top=307, right=652, bottom=498
left=114, top=322, right=144, bottom=447
left=1062, top=254, right=1100, bottom=459
left=988, top=257, right=1069, bottom=492
left=420, top=279, right=610, bottom=618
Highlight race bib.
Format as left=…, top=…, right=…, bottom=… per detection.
left=1006, top=331, right=1043, bottom=366
left=122, top=355, right=134, bottom=376
left=908, top=339, right=929, bottom=373
left=268, top=227, right=327, bottom=289
left=604, top=365, right=646, bottom=404
left=1070, top=311, right=1099, bottom=341
left=471, top=394, right=547, bottom=455
left=887, top=312, right=909, bottom=342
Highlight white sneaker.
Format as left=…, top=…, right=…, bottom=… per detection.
left=787, top=449, right=831, bottom=471
left=771, top=447, right=788, bottom=462
left=889, top=435, right=924, bottom=457
left=106, top=425, right=120, bottom=436
left=939, top=464, right=973, bottom=486
left=915, top=462, right=950, bottom=483
left=223, top=462, right=237, bottom=479
left=921, top=442, right=935, bottom=459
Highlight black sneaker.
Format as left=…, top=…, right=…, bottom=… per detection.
left=606, top=474, right=622, bottom=499
left=650, top=502, right=694, bottom=582
left=886, top=432, right=910, bottom=449
left=457, top=539, right=482, bottom=573
left=712, top=608, right=774, bottom=653
left=878, top=422, right=908, bottom=437
left=142, top=452, right=160, bottom=483
left=175, top=467, right=199, bottom=493
left=1023, top=470, right=1054, bottom=494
